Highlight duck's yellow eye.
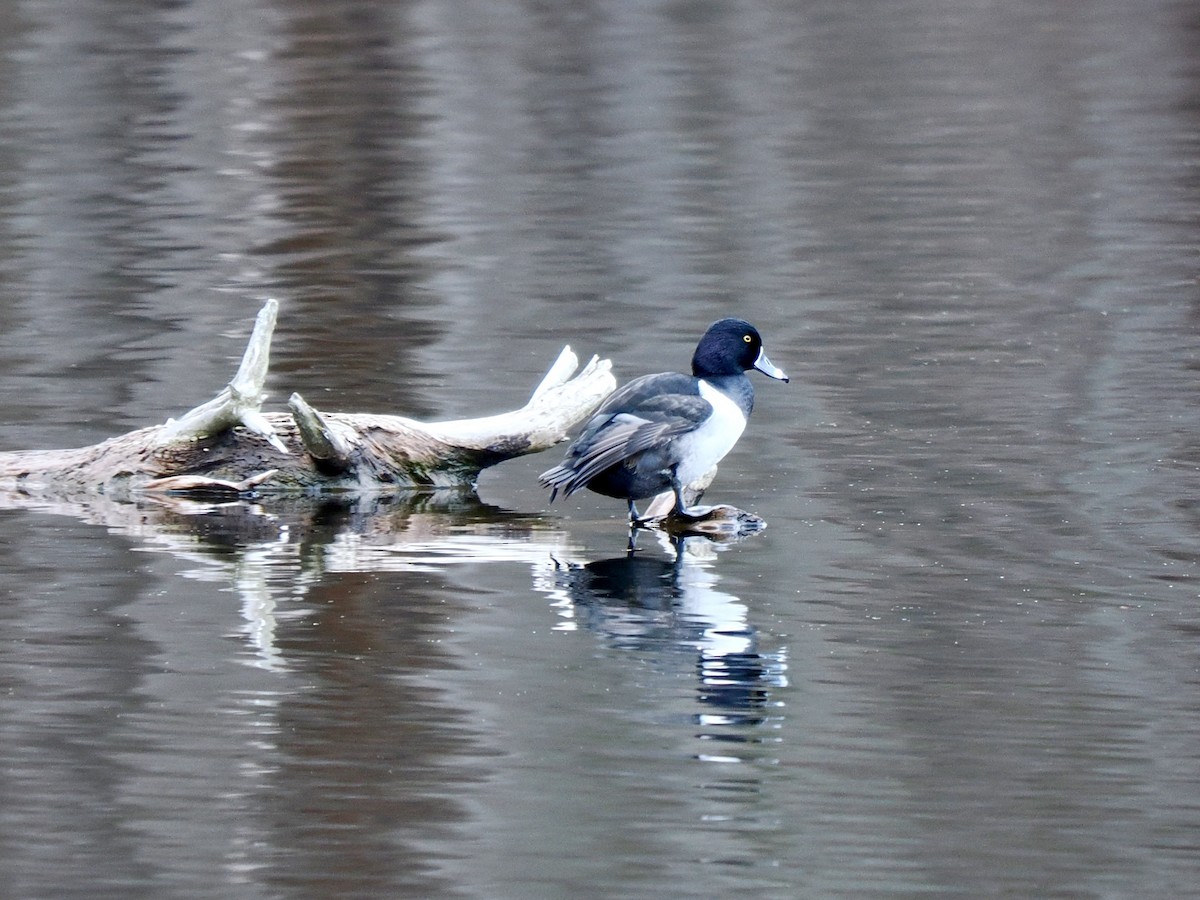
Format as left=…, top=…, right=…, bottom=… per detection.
left=743, top=334, right=752, bottom=343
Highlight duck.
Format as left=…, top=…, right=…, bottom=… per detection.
left=539, top=317, right=788, bottom=524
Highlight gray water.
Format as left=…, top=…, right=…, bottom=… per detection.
left=1, top=0, right=1199, bottom=897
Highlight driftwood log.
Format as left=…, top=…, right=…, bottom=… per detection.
left=0, top=300, right=616, bottom=498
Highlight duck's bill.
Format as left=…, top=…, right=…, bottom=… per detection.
left=754, top=348, right=789, bottom=382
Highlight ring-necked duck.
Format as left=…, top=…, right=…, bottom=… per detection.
left=539, top=318, right=788, bottom=523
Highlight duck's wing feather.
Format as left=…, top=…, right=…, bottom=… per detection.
left=591, top=372, right=699, bottom=419
left=560, top=414, right=690, bottom=492
left=539, top=375, right=713, bottom=498
left=539, top=414, right=694, bottom=498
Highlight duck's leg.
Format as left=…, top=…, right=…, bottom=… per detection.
left=668, top=474, right=715, bottom=521
left=629, top=498, right=666, bottom=530
left=628, top=477, right=711, bottom=526
left=625, top=500, right=648, bottom=552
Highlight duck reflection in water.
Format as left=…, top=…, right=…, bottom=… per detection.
left=543, top=533, right=787, bottom=733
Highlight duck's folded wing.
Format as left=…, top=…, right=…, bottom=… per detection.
left=540, top=399, right=709, bottom=498
left=539, top=415, right=649, bottom=497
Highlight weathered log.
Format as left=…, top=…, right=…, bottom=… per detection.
left=0, top=300, right=616, bottom=497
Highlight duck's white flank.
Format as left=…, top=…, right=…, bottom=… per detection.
left=673, top=379, right=747, bottom=486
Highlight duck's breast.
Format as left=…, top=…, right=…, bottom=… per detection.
left=671, top=379, right=747, bottom=485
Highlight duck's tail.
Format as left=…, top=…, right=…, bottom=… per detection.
left=538, top=463, right=580, bottom=502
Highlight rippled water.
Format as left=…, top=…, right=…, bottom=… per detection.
left=2, top=0, right=1199, bottom=896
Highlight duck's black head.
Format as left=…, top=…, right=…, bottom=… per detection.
left=691, top=318, right=789, bottom=382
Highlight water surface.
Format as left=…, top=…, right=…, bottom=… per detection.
left=1, top=0, right=1199, bottom=896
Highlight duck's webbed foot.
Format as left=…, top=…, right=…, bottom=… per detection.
left=669, top=477, right=715, bottom=520
left=628, top=500, right=652, bottom=529
left=670, top=502, right=718, bottom=522
left=628, top=480, right=709, bottom=526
